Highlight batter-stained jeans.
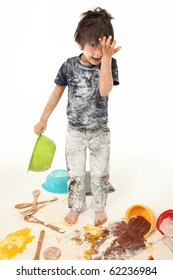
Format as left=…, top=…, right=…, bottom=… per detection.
left=65, top=123, right=110, bottom=212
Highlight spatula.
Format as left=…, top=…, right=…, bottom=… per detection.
left=33, top=230, right=45, bottom=260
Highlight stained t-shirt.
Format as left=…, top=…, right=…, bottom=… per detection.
left=54, top=54, right=119, bottom=129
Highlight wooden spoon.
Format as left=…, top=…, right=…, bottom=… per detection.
left=33, top=230, right=45, bottom=260
left=20, top=202, right=49, bottom=216
left=31, top=189, right=41, bottom=211
left=24, top=215, right=65, bottom=233
left=15, top=197, right=58, bottom=209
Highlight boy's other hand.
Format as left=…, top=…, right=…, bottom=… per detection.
left=99, top=36, right=121, bottom=58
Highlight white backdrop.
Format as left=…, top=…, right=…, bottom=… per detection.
left=0, top=0, right=173, bottom=174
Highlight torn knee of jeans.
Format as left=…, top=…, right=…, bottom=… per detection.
left=69, top=178, right=76, bottom=189
left=69, top=176, right=83, bottom=190
left=101, top=175, right=109, bottom=181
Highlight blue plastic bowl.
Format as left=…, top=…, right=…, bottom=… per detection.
left=42, top=169, right=68, bottom=194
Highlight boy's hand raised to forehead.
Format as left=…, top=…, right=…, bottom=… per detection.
left=99, top=36, right=121, bottom=58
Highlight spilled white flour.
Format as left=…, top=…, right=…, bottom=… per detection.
left=160, top=218, right=173, bottom=237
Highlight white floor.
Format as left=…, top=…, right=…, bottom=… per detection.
left=0, top=154, right=173, bottom=260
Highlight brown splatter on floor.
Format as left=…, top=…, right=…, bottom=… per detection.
left=84, top=216, right=151, bottom=260
left=43, top=246, right=61, bottom=260
left=71, top=230, right=84, bottom=245
left=0, top=228, right=35, bottom=260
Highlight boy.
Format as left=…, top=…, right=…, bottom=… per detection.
left=34, top=7, right=121, bottom=226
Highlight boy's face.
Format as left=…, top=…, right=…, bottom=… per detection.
left=81, top=42, right=102, bottom=65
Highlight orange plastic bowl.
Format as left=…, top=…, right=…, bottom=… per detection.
left=125, top=204, right=156, bottom=238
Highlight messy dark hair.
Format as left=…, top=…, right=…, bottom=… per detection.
left=74, top=7, right=114, bottom=49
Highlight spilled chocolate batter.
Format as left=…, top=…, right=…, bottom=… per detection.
left=91, top=216, right=151, bottom=260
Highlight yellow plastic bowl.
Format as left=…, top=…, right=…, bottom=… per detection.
left=28, top=134, right=56, bottom=172
left=125, top=204, right=156, bottom=238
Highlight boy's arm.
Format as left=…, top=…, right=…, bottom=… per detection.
left=34, top=84, right=66, bottom=134
left=99, top=36, right=121, bottom=96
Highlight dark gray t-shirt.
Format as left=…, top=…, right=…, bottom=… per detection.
left=54, top=55, right=119, bottom=129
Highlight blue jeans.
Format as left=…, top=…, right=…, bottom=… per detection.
left=65, top=123, right=110, bottom=212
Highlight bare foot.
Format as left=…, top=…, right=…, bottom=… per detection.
left=94, top=210, right=107, bottom=226
left=64, top=210, right=79, bottom=224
